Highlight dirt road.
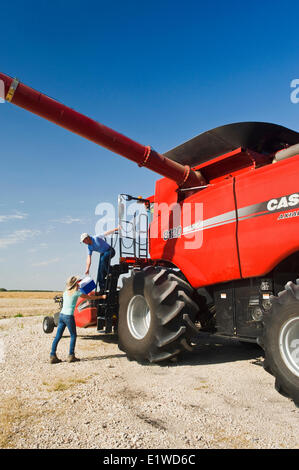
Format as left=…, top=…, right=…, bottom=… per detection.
left=0, top=299, right=298, bottom=449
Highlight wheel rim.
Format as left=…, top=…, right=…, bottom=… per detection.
left=279, top=316, right=299, bottom=377
left=127, top=295, right=151, bottom=340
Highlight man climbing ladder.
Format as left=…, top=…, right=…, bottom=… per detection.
left=80, top=227, right=119, bottom=291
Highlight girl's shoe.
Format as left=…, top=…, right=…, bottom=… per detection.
left=67, top=354, right=80, bottom=363
left=50, top=354, right=62, bottom=364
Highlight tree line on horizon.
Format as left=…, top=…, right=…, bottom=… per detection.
left=0, top=288, right=58, bottom=292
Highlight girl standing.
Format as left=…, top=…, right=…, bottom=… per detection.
left=50, top=275, right=105, bottom=363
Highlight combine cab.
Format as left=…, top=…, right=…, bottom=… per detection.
left=1, top=72, right=299, bottom=405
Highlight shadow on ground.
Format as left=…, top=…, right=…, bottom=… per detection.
left=70, top=332, right=264, bottom=368
left=173, top=336, right=264, bottom=368
left=79, top=353, right=126, bottom=362
left=79, top=333, right=118, bottom=344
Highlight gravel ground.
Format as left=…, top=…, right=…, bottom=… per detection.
left=0, top=311, right=298, bottom=450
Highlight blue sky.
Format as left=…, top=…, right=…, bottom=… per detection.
left=0, top=0, right=298, bottom=290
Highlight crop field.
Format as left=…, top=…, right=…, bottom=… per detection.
left=0, top=292, right=62, bottom=320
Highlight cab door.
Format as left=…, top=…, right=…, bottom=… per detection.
left=150, top=176, right=241, bottom=289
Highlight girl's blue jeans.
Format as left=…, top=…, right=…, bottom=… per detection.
left=50, top=313, right=77, bottom=356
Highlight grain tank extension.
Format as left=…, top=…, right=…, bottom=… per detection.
left=2, top=72, right=299, bottom=406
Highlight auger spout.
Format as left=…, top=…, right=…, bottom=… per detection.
left=0, top=73, right=205, bottom=188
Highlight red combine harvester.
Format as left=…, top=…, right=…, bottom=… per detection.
left=1, top=73, right=299, bottom=405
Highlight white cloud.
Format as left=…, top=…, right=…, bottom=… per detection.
left=32, top=257, right=60, bottom=267
left=45, top=225, right=55, bottom=233
left=0, top=212, right=28, bottom=223
left=28, top=242, right=48, bottom=253
left=51, top=216, right=85, bottom=225
left=0, top=229, right=40, bottom=249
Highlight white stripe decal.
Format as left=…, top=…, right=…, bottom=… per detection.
left=182, top=192, right=299, bottom=235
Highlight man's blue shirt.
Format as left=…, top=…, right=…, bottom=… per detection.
left=87, top=236, right=111, bottom=255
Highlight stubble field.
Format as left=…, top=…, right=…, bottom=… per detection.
left=0, top=292, right=62, bottom=319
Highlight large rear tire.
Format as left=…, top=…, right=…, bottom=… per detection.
left=118, top=266, right=199, bottom=363
left=263, top=281, right=299, bottom=406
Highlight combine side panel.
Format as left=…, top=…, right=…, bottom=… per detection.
left=235, top=154, right=299, bottom=278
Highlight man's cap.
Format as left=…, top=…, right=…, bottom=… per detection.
left=66, top=275, right=81, bottom=290
left=80, top=233, right=89, bottom=243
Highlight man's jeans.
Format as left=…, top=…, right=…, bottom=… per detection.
left=97, top=247, right=115, bottom=290
left=50, top=313, right=77, bottom=356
